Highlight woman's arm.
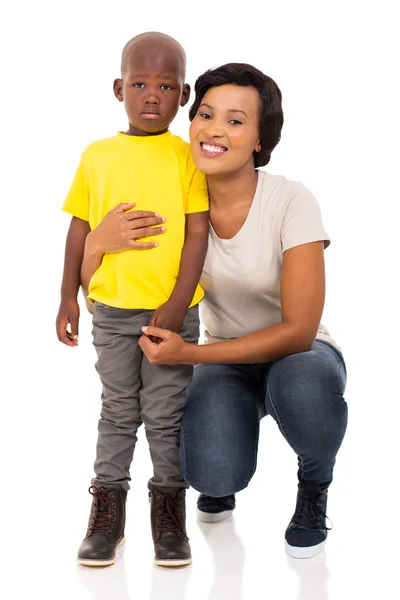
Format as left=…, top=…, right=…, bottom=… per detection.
left=80, top=234, right=103, bottom=301
left=139, top=241, right=326, bottom=364
left=79, top=202, right=167, bottom=302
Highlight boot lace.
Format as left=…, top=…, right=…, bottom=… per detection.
left=89, top=486, right=116, bottom=532
left=155, top=492, right=188, bottom=540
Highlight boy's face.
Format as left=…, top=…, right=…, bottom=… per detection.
left=114, top=42, right=190, bottom=136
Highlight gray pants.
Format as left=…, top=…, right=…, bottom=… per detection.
left=91, top=302, right=199, bottom=492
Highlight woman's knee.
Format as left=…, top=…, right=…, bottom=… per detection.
left=180, top=412, right=257, bottom=496
left=181, top=450, right=252, bottom=497
left=181, top=363, right=260, bottom=496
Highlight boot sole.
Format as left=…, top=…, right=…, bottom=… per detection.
left=197, top=508, right=234, bottom=523
left=154, top=556, right=192, bottom=567
left=78, top=536, right=125, bottom=567
left=285, top=539, right=325, bottom=559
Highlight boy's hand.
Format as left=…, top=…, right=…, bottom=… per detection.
left=148, top=301, right=186, bottom=343
left=56, top=297, right=80, bottom=347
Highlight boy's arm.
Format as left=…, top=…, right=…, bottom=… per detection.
left=169, top=211, right=209, bottom=308
left=149, top=211, right=209, bottom=331
left=56, top=216, right=90, bottom=346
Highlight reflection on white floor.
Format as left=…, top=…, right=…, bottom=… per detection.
left=12, top=420, right=397, bottom=600
left=6, top=340, right=398, bottom=600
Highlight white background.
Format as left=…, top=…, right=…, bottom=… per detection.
left=1, top=1, right=399, bottom=598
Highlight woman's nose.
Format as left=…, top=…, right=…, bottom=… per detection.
left=203, top=121, right=224, bottom=138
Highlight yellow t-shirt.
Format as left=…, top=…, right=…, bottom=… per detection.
left=63, top=132, right=209, bottom=309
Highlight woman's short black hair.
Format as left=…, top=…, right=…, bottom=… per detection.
left=189, top=63, right=284, bottom=168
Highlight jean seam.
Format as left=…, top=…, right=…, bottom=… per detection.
left=267, top=382, right=305, bottom=480
left=251, top=364, right=263, bottom=385
left=248, top=399, right=260, bottom=483
left=248, top=370, right=266, bottom=484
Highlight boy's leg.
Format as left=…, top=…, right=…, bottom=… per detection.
left=140, top=305, right=199, bottom=566
left=92, top=303, right=146, bottom=491
left=140, top=306, right=199, bottom=490
left=78, top=303, right=148, bottom=567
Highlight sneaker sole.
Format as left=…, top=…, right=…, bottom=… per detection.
left=154, top=557, right=192, bottom=567
left=197, top=508, right=234, bottom=523
left=285, top=539, right=325, bottom=559
left=77, top=536, right=125, bottom=567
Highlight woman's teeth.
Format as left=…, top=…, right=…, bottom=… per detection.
left=202, top=143, right=226, bottom=154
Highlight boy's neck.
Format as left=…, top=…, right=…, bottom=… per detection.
left=207, top=163, right=259, bottom=210
left=125, top=124, right=170, bottom=137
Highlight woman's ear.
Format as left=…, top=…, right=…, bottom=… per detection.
left=255, top=140, right=262, bottom=153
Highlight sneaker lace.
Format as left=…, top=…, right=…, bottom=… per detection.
left=156, top=493, right=188, bottom=540
left=295, top=488, right=331, bottom=531
left=89, top=486, right=113, bottom=531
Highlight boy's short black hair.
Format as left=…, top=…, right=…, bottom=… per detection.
left=189, top=63, right=284, bottom=167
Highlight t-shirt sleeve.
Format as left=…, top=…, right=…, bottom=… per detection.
left=62, top=154, right=90, bottom=221
left=281, top=184, right=330, bottom=252
left=184, top=154, right=209, bottom=214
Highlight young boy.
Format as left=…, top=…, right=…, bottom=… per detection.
left=56, top=32, right=209, bottom=567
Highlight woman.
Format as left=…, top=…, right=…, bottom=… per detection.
left=87, top=63, right=348, bottom=560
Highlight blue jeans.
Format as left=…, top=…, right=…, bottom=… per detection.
left=180, top=341, right=348, bottom=497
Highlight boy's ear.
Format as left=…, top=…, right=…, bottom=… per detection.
left=113, top=79, right=123, bottom=102
left=180, top=83, right=191, bottom=107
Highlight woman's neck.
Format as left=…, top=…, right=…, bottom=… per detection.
left=207, top=163, right=259, bottom=209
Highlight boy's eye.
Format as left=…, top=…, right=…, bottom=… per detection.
left=199, top=112, right=212, bottom=120
left=161, top=84, right=172, bottom=91
left=133, top=83, right=145, bottom=88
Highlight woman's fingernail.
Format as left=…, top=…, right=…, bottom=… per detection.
left=161, top=217, right=166, bottom=222
left=142, top=326, right=148, bottom=331
left=154, top=212, right=158, bottom=216
left=153, top=242, right=158, bottom=247
left=161, top=227, right=166, bottom=232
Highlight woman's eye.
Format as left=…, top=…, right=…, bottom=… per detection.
left=199, top=112, right=212, bottom=120
left=161, top=84, right=172, bottom=91
left=133, top=83, right=145, bottom=89
left=228, top=119, right=242, bottom=125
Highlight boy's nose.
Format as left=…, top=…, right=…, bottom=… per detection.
left=145, top=94, right=160, bottom=105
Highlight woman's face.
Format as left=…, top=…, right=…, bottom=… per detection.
left=189, top=84, right=261, bottom=176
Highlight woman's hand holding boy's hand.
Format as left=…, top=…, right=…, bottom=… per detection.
left=147, top=301, right=186, bottom=343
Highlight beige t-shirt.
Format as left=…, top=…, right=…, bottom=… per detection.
left=200, top=170, right=339, bottom=350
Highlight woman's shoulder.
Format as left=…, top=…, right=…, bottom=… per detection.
left=259, top=170, right=313, bottom=201
left=258, top=171, right=320, bottom=217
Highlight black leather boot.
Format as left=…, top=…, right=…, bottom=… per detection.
left=149, top=488, right=191, bottom=567
left=78, top=486, right=126, bottom=567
